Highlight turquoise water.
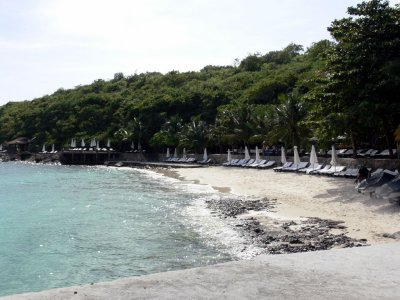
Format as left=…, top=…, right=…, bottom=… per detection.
left=0, top=162, right=233, bottom=296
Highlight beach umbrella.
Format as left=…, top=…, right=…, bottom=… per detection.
left=203, top=148, right=208, bottom=161
left=227, top=149, right=232, bottom=162
left=310, top=145, right=318, bottom=168
left=255, top=146, right=260, bottom=162
left=166, top=148, right=170, bottom=158
left=183, top=148, right=187, bottom=159
left=0, top=144, right=2, bottom=151
left=293, top=146, right=301, bottom=164
left=51, top=144, right=55, bottom=153
left=330, top=145, right=338, bottom=171
left=96, top=141, right=100, bottom=150
left=70, top=139, right=74, bottom=148
left=280, top=146, right=287, bottom=164
left=244, top=146, right=250, bottom=160
left=42, top=144, right=46, bottom=153
left=107, top=139, right=110, bottom=148
left=81, top=139, right=85, bottom=147
left=131, top=141, right=135, bottom=150
left=174, top=148, right=178, bottom=158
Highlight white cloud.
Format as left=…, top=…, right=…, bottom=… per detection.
left=2, top=0, right=400, bottom=104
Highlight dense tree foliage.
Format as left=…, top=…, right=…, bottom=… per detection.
left=0, top=0, right=399, bottom=157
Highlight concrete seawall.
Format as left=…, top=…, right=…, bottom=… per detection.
left=3, top=243, right=400, bottom=299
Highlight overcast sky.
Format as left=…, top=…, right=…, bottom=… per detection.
left=1, top=0, right=399, bottom=105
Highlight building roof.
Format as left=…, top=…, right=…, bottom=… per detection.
left=6, top=137, right=31, bottom=145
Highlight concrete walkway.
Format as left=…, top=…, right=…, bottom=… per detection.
left=3, top=243, right=400, bottom=300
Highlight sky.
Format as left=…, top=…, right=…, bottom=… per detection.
left=0, top=0, right=399, bottom=105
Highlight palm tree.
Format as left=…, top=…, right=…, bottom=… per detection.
left=179, top=118, right=207, bottom=153
left=268, top=91, right=309, bottom=148
left=113, top=128, right=132, bottom=151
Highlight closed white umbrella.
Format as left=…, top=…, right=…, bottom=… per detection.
left=227, top=149, right=232, bottom=162
left=131, top=141, right=135, bottom=150
left=255, top=146, right=260, bottom=162
left=281, top=146, right=287, bottom=164
left=42, top=144, right=46, bottom=153
left=174, top=148, right=178, bottom=158
left=203, top=148, right=208, bottom=161
left=293, top=146, right=301, bottom=164
left=138, top=142, right=142, bottom=151
left=166, top=148, right=170, bottom=158
left=310, top=145, right=318, bottom=168
left=244, top=146, right=250, bottom=160
left=51, top=144, right=55, bottom=153
left=81, top=139, right=85, bottom=147
left=183, top=148, right=187, bottom=159
left=0, top=144, right=2, bottom=151
left=70, top=139, right=74, bottom=148
left=107, top=139, right=110, bottom=148
left=330, top=145, right=338, bottom=171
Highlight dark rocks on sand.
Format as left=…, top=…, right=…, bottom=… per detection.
left=205, top=198, right=276, bottom=218
left=382, top=231, right=400, bottom=239
left=206, top=197, right=368, bottom=255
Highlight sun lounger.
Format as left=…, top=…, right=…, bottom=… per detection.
left=257, top=160, right=276, bottom=169
left=309, top=164, right=330, bottom=175
left=230, top=159, right=249, bottom=167
left=223, top=159, right=239, bottom=166
left=374, top=149, right=397, bottom=158
left=281, top=163, right=298, bottom=171
left=283, top=162, right=309, bottom=172
left=357, top=169, right=399, bottom=193
left=341, top=149, right=355, bottom=157
left=241, top=159, right=255, bottom=167
left=375, top=176, right=400, bottom=201
left=298, top=164, right=323, bottom=174
left=314, top=165, right=333, bottom=175
left=319, top=165, right=346, bottom=176
left=335, top=167, right=359, bottom=178
left=247, top=159, right=266, bottom=168
left=337, top=149, right=349, bottom=157
left=198, top=158, right=211, bottom=165
left=273, top=162, right=293, bottom=172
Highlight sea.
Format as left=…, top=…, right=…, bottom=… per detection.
left=0, top=162, right=257, bottom=297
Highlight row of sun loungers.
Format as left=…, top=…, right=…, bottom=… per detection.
left=68, top=147, right=116, bottom=152
left=271, top=162, right=360, bottom=178
left=165, top=157, right=197, bottom=163
left=164, top=157, right=213, bottom=165
left=223, top=159, right=276, bottom=169
left=328, top=148, right=398, bottom=158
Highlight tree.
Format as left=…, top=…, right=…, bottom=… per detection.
left=268, top=91, right=309, bottom=148
left=325, top=0, right=400, bottom=157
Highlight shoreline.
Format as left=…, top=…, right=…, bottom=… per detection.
left=159, top=166, right=400, bottom=246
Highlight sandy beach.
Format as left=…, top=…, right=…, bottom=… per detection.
left=171, top=166, right=400, bottom=245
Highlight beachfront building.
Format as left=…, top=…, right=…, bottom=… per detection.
left=5, top=137, right=32, bottom=153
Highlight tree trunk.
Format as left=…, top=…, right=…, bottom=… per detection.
left=382, top=119, right=394, bottom=159
left=350, top=129, right=357, bottom=159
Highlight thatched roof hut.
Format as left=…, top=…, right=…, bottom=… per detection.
left=5, top=137, right=33, bottom=153
left=6, top=137, right=31, bottom=145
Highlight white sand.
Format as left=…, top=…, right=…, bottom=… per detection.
left=174, top=166, right=400, bottom=244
